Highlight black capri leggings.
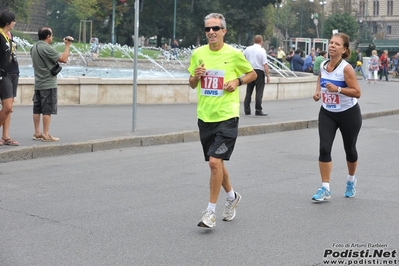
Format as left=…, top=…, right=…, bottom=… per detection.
left=318, top=103, right=362, bottom=162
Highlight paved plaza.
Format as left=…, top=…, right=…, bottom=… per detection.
left=1, top=79, right=398, bottom=163
left=0, top=80, right=398, bottom=265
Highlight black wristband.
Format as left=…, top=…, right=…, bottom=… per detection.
left=237, top=77, right=243, bottom=86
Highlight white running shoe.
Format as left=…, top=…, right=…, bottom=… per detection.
left=197, top=209, right=216, bottom=228
left=222, top=192, right=242, bottom=221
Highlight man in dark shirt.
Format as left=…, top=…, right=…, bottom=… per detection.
left=292, top=49, right=304, bottom=72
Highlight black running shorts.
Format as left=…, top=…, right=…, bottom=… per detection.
left=198, top=117, right=239, bottom=161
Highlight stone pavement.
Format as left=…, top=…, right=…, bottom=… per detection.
left=1, top=79, right=398, bottom=163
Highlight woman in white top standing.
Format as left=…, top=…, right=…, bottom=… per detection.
left=312, top=33, right=362, bottom=202
left=368, top=50, right=379, bottom=85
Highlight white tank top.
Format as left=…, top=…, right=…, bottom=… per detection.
left=319, top=59, right=357, bottom=112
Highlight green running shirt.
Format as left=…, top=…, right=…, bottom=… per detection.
left=188, top=44, right=253, bottom=122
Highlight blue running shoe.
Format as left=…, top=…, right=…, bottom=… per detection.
left=312, top=187, right=331, bottom=201
left=345, top=178, right=357, bottom=198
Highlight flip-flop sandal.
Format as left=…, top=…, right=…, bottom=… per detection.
left=2, top=138, right=19, bottom=146
left=0, top=139, right=3, bottom=146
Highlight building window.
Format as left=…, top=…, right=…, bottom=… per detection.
left=359, top=1, right=366, bottom=16
left=387, top=0, right=393, bottom=16
left=373, top=25, right=378, bottom=34
left=387, top=25, right=391, bottom=34
left=373, top=0, right=379, bottom=15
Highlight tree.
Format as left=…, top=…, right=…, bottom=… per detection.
left=46, top=0, right=73, bottom=39
left=263, top=4, right=276, bottom=45
left=184, top=0, right=223, bottom=46
left=323, top=13, right=359, bottom=40
left=221, top=0, right=274, bottom=45
left=275, top=1, right=298, bottom=40
left=0, top=0, right=38, bottom=22
left=21, top=0, right=285, bottom=47
left=137, top=0, right=178, bottom=47
left=68, top=0, right=98, bottom=21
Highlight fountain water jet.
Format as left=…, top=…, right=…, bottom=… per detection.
left=14, top=38, right=315, bottom=106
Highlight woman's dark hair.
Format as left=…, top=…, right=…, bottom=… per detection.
left=332, top=33, right=351, bottom=59
left=0, top=10, right=15, bottom=28
left=319, top=50, right=327, bottom=56
left=38, top=27, right=52, bottom=40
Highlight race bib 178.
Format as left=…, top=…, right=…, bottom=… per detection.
left=200, top=70, right=225, bottom=97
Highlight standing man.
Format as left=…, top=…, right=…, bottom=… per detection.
left=188, top=13, right=256, bottom=229
left=353, top=48, right=366, bottom=80
left=302, top=51, right=315, bottom=72
left=243, top=35, right=270, bottom=116
left=171, top=39, right=179, bottom=59
left=30, top=27, right=73, bottom=142
left=313, top=50, right=327, bottom=76
left=292, top=49, right=304, bottom=72
left=0, top=10, right=19, bottom=146
left=276, top=46, right=286, bottom=68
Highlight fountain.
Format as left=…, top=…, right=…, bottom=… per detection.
left=14, top=38, right=316, bottom=106
left=15, top=37, right=190, bottom=79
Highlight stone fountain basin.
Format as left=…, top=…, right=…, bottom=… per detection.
left=15, top=52, right=317, bottom=106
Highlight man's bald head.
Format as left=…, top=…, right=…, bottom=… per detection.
left=254, top=35, right=263, bottom=44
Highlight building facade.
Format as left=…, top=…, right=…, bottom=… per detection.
left=357, top=0, right=399, bottom=40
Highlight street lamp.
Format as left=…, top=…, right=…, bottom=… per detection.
left=365, top=0, right=369, bottom=40
left=311, top=13, right=319, bottom=38
left=319, top=1, right=327, bottom=38
left=173, top=0, right=176, bottom=40
left=275, top=2, right=283, bottom=42
left=111, top=0, right=116, bottom=57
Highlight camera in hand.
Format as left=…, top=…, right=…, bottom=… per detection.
left=64, top=36, right=74, bottom=42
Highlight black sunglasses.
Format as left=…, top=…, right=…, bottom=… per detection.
left=204, top=26, right=224, bottom=32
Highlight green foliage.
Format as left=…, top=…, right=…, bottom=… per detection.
left=264, top=4, right=276, bottom=42
left=0, top=0, right=39, bottom=22
left=222, top=0, right=271, bottom=44
left=69, top=0, right=98, bottom=21
left=270, top=37, right=278, bottom=49
left=323, top=13, right=359, bottom=40
left=43, top=0, right=280, bottom=47
left=275, top=0, right=298, bottom=39
left=347, top=49, right=357, bottom=65
left=288, top=0, right=322, bottom=38
left=28, top=0, right=357, bottom=48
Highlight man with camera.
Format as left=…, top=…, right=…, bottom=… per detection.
left=30, top=27, right=73, bottom=142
